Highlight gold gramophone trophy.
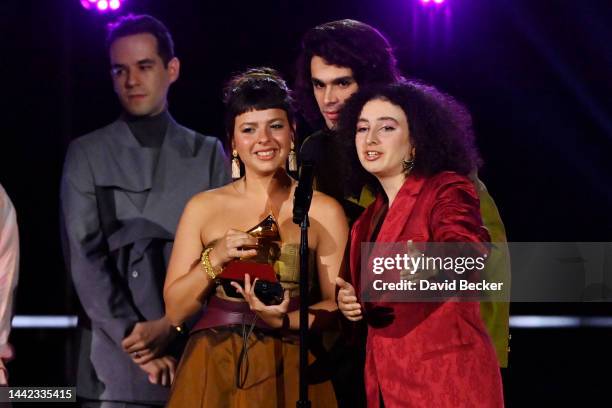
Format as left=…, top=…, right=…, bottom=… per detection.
left=239, top=214, right=282, bottom=264
left=219, top=214, right=284, bottom=304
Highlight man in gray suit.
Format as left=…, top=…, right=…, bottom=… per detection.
left=60, top=15, right=229, bottom=407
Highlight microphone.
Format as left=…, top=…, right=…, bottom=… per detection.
left=292, top=130, right=326, bottom=225
left=293, top=130, right=329, bottom=408
left=292, top=163, right=314, bottom=224
left=297, top=130, right=327, bottom=165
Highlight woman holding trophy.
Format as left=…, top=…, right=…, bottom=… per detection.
left=164, top=67, right=346, bottom=407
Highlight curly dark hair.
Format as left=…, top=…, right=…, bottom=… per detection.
left=106, top=14, right=175, bottom=66
left=295, top=19, right=403, bottom=128
left=223, top=67, right=295, bottom=144
left=337, top=81, right=482, bottom=192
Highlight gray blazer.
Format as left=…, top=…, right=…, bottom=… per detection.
left=60, top=116, right=229, bottom=403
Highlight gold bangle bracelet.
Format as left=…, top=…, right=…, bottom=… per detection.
left=200, top=247, right=220, bottom=280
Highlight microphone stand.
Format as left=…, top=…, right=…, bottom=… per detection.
left=292, top=162, right=315, bottom=408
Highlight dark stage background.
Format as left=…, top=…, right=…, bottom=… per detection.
left=1, top=0, right=611, bottom=406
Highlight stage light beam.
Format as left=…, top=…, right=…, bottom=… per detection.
left=80, top=0, right=124, bottom=13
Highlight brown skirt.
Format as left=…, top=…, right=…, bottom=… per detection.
left=166, top=327, right=337, bottom=408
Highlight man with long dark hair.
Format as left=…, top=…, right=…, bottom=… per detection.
left=295, top=20, right=403, bottom=218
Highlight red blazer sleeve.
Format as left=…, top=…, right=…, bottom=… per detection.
left=429, top=175, right=491, bottom=244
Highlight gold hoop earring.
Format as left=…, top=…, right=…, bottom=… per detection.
left=232, top=150, right=241, bottom=179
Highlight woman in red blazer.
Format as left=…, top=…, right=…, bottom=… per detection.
left=335, top=82, right=504, bottom=407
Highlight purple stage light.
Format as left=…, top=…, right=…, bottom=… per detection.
left=80, top=0, right=124, bottom=12
left=419, top=0, right=446, bottom=5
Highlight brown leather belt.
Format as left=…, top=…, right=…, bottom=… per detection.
left=191, top=295, right=300, bottom=333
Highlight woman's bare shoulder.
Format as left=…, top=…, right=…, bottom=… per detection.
left=309, top=190, right=346, bottom=223
left=184, top=183, right=238, bottom=217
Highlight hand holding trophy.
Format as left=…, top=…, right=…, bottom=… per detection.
left=218, top=214, right=285, bottom=306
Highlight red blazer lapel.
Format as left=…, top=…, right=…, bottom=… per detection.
left=349, top=174, right=426, bottom=294
left=376, top=174, right=426, bottom=243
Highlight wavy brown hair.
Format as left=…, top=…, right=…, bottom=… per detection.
left=337, top=81, right=482, bottom=193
